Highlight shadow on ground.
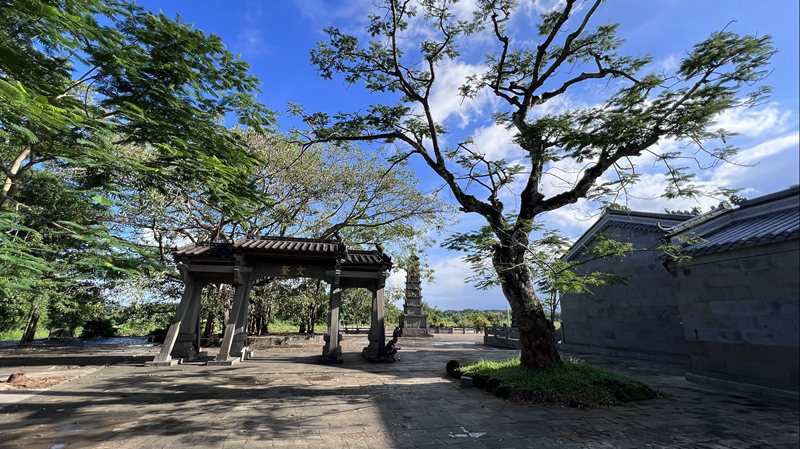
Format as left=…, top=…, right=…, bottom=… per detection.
left=0, top=337, right=797, bottom=448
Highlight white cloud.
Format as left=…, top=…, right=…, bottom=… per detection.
left=646, top=54, right=680, bottom=74
left=291, top=0, right=375, bottom=27
left=709, top=132, right=800, bottom=189
left=529, top=92, right=588, bottom=120
left=536, top=131, right=799, bottom=237
left=139, top=228, right=191, bottom=248
left=520, top=0, right=570, bottom=16
left=237, top=1, right=270, bottom=56
left=471, top=123, right=518, bottom=160
left=386, top=268, right=407, bottom=290
left=427, top=256, right=471, bottom=296
left=422, top=255, right=508, bottom=309
left=540, top=199, right=600, bottom=237
left=713, top=104, right=792, bottom=138
left=428, top=61, right=495, bottom=127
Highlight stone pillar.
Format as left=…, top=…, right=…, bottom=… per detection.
left=212, top=265, right=253, bottom=365
left=323, top=260, right=343, bottom=362
left=364, top=274, right=387, bottom=361
left=148, top=270, right=201, bottom=366
left=172, top=282, right=204, bottom=360
left=400, top=256, right=431, bottom=337
left=230, top=271, right=253, bottom=358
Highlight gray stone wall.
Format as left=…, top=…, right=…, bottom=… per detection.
left=560, top=226, right=689, bottom=363
left=672, top=240, right=800, bottom=391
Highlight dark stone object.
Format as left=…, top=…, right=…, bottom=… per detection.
left=445, top=360, right=462, bottom=378
left=384, top=326, right=403, bottom=360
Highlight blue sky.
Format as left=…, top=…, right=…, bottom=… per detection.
left=138, top=0, right=799, bottom=310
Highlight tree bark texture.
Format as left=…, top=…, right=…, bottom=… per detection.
left=493, top=229, right=560, bottom=371
left=20, top=308, right=40, bottom=344
left=1, top=147, right=31, bottom=209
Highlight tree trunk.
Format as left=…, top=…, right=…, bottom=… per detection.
left=264, top=304, right=271, bottom=335
left=20, top=308, right=40, bottom=344
left=308, top=280, right=323, bottom=334
left=1, top=147, right=31, bottom=209
left=493, top=230, right=560, bottom=371
left=203, top=310, right=215, bottom=337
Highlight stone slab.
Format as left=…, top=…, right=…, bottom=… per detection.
left=205, top=358, right=239, bottom=366
left=144, top=359, right=181, bottom=367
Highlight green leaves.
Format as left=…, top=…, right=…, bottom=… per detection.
left=0, top=0, right=281, bottom=337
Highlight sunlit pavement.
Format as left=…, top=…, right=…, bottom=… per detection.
left=0, top=334, right=797, bottom=448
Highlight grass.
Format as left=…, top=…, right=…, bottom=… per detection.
left=459, top=357, right=658, bottom=408
left=265, top=320, right=328, bottom=334
left=0, top=328, right=50, bottom=342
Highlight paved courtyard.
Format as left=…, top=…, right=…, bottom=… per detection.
left=0, top=334, right=797, bottom=448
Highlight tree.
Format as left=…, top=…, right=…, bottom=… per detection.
left=1, top=0, right=272, bottom=296
left=119, top=129, right=452, bottom=335
left=445, top=222, right=630, bottom=326
left=305, top=0, right=774, bottom=370
left=3, top=169, right=145, bottom=342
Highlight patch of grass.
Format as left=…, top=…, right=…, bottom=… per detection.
left=460, top=357, right=658, bottom=408
left=0, top=327, right=50, bottom=342
left=266, top=320, right=328, bottom=334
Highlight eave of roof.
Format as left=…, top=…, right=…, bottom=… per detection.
left=562, top=209, right=692, bottom=262
left=679, top=209, right=799, bottom=256
left=174, top=236, right=392, bottom=269
left=669, top=187, right=800, bottom=257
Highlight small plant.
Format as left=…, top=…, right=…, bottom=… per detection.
left=458, top=357, right=659, bottom=408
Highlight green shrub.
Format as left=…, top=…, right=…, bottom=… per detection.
left=80, top=318, right=116, bottom=338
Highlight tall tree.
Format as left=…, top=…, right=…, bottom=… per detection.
left=1, top=0, right=272, bottom=291
left=305, top=0, right=774, bottom=370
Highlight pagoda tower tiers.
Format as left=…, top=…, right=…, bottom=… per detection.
left=399, top=256, right=431, bottom=337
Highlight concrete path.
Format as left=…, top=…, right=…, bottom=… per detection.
left=0, top=334, right=797, bottom=448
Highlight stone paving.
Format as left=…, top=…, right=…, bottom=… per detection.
left=0, top=334, right=797, bottom=448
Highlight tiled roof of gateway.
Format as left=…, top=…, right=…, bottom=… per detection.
left=174, top=236, right=390, bottom=267
left=344, top=250, right=387, bottom=266
left=233, top=236, right=342, bottom=254
left=174, top=242, right=235, bottom=258
left=175, top=236, right=343, bottom=258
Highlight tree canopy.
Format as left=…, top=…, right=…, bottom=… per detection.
left=304, top=0, right=774, bottom=370
left=1, top=0, right=453, bottom=341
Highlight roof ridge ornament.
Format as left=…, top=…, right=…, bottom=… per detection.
left=729, top=194, right=747, bottom=206
left=663, top=201, right=733, bottom=236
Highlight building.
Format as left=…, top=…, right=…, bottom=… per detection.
left=560, top=186, right=799, bottom=394
left=663, top=186, right=799, bottom=392
left=560, top=209, right=693, bottom=364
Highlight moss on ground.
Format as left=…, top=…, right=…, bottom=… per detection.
left=458, top=357, right=659, bottom=408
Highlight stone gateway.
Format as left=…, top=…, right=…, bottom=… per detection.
left=146, top=235, right=393, bottom=366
